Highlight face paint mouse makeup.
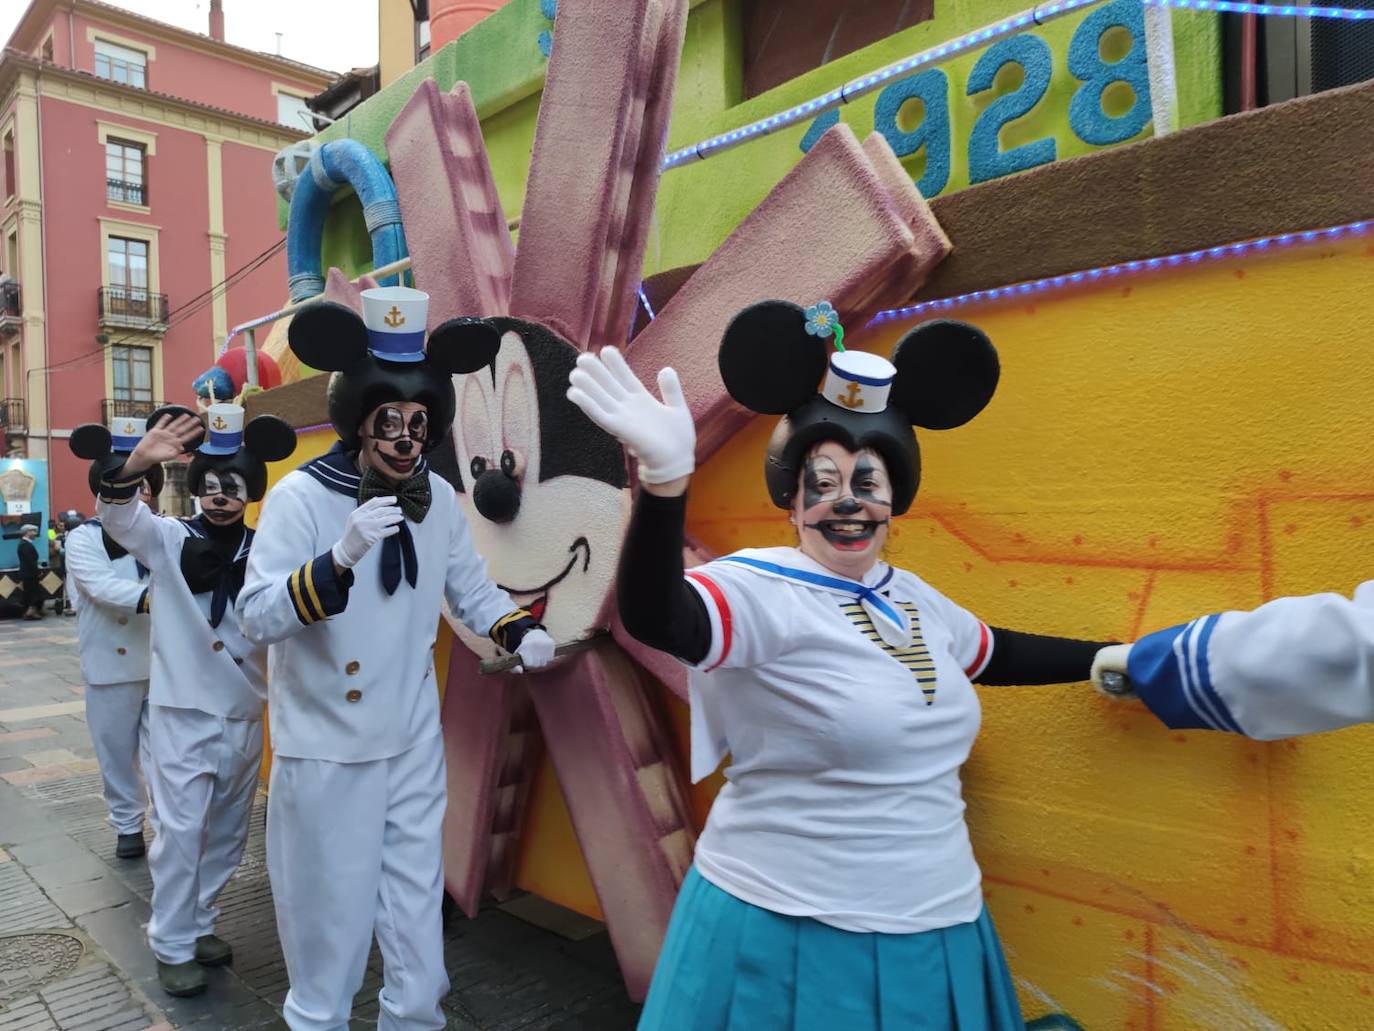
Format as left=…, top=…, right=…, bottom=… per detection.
left=795, top=442, right=893, bottom=573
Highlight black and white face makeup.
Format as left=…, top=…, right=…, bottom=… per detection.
left=197, top=470, right=247, bottom=525
left=359, top=400, right=428, bottom=483
left=791, top=441, right=893, bottom=578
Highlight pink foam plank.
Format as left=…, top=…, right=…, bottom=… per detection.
left=441, top=646, right=527, bottom=917
left=321, top=267, right=379, bottom=312
left=625, top=123, right=920, bottom=462
left=508, top=0, right=655, bottom=347
left=387, top=79, right=515, bottom=325
left=526, top=642, right=696, bottom=1001
left=589, top=0, right=688, bottom=349
left=483, top=689, right=543, bottom=900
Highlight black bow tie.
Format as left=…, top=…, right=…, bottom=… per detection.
left=180, top=538, right=246, bottom=628
left=357, top=467, right=431, bottom=524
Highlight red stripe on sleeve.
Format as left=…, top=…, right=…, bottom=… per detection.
left=685, top=572, right=733, bottom=671
left=965, top=622, right=992, bottom=679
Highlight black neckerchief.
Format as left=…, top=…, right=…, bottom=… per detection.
left=302, top=442, right=427, bottom=595
left=180, top=515, right=252, bottom=628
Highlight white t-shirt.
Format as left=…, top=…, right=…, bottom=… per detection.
left=683, top=546, right=993, bottom=934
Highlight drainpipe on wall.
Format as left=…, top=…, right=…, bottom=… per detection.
left=209, top=0, right=226, bottom=43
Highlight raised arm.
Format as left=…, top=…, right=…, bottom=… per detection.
left=96, top=411, right=204, bottom=566
left=63, top=525, right=147, bottom=614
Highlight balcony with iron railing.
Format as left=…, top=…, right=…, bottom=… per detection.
left=0, top=279, right=19, bottom=336
left=97, top=286, right=169, bottom=331
left=106, top=179, right=147, bottom=206
left=101, top=398, right=163, bottom=426
left=0, top=398, right=26, bottom=433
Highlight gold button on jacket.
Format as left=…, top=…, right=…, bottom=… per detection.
left=345, top=689, right=362, bottom=703
left=345, top=660, right=360, bottom=675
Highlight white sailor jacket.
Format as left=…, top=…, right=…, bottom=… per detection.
left=96, top=496, right=266, bottom=720
left=63, top=521, right=151, bottom=686
left=1128, top=580, right=1374, bottom=739
left=236, top=458, right=525, bottom=763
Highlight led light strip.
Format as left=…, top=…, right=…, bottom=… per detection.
left=1148, top=0, right=1372, bottom=17
left=661, top=0, right=1103, bottom=171
left=867, top=219, right=1373, bottom=325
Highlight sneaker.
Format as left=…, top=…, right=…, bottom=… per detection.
left=115, top=833, right=145, bottom=859
left=156, top=959, right=207, bottom=997
left=194, top=934, right=233, bottom=967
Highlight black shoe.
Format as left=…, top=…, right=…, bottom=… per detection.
left=157, top=959, right=207, bottom=997
left=115, top=833, right=145, bottom=858
left=194, top=934, right=232, bottom=967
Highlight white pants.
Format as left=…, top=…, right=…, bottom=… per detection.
left=145, top=704, right=263, bottom=964
left=85, top=679, right=151, bottom=835
left=268, top=732, right=448, bottom=1031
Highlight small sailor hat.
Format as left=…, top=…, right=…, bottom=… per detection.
left=200, top=403, right=245, bottom=456
left=361, top=286, right=428, bottom=363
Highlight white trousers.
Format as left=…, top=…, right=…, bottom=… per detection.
left=145, top=704, right=263, bottom=964
left=268, top=731, right=448, bottom=1031
left=84, top=679, right=151, bottom=835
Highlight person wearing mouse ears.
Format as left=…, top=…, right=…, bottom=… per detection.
left=1091, top=582, right=1374, bottom=739
left=568, top=300, right=1117, bottom=1030
left=236, top=286, right=555, bottom=1031
left=91, top=401, right=296, bottom=998
left=65, top=414, right=162, bottom=863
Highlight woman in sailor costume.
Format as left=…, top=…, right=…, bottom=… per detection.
left=237, top=287, right=555, bottom=1031
left=96, top=401, right=296, bottom=997
left=66, top=415, right=160, bottom=860
left=1092, top=584, right=1374, bottom=739
left=568, top=301, right=1116, bottom=1030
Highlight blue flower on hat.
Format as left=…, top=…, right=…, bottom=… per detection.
left=804, top=301, right=839, bottom=339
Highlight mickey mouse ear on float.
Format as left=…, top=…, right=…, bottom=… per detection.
left=287, top=300, right=371, bottom=373
left=718, top=300, right=829, bottom=415
left=243, top=415, right=298, bottom=463
left=426, top=317, right=503, bottom=375
left=69, top=424, right=113, bottom=460
left=889, top=320, right=1000, bottom=430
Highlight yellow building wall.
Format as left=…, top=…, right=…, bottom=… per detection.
left=513, top=231, right=1374, bottom=1027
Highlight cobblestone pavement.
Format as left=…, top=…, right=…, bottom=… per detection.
left=0, top=615, right=641, bottom=1030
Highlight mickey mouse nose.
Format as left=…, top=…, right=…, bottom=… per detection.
left=472, top=468, right=521, bottom=524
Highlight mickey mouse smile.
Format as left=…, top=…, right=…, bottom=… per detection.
left=806, top=519, right=888, bottom=550
left=498, top=537, right=590, bottom=623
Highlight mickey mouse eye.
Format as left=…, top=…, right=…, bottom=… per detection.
left=470, top=456, right=488, bottom=478
left=499, top=449, right=518, bottom=478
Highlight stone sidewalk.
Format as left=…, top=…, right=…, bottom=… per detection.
left=0, top=616, right=641, bottom=1030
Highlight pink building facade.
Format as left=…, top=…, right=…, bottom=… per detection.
left=0, top=0, right=332, bottom=514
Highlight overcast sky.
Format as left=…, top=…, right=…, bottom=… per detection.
left=1, top=0, right=380, bottom=75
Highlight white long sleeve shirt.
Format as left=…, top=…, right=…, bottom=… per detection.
left=1128, top=581, right=1374, bottom=739
left=96, top=496, right=265, bottom=720
left=63, top=521, right=151, bottom=686
left=236, top=451, right=522, bottom=763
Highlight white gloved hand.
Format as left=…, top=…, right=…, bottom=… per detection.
left=566, top=346, right=696, bottom=484
left=1090, top=644, right=1135, bottom=699
left=331, top=496, right=403, bottom=569
left=513, top=627, right=556, bottom=671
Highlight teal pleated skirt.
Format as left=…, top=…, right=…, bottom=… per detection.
left=639, top=868, right=1025, bottom=1031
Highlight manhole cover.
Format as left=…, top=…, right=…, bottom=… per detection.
left=0, top=931, right=85, bottom=1008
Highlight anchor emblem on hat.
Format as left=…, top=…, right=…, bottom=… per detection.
left=383, top=306, right=406, bottom=328
left=212, top=415, right=228, bottom=430
left=836, top=382, right=865, bottom=409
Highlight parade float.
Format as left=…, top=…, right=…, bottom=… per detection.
left=226, top=0, right=1374, bottom=1025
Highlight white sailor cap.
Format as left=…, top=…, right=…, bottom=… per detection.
left=201, top=403, right=245, bottom=455
left=821, top=349, right=896, bottom=413
left=109, top=414, right=146, bottom=453
left=361, top=286, right=428, bottom=363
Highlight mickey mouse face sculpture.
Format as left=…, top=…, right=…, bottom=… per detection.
left=436, top=318, right=630, bottom=645
left=719, top=300, right=1002, bottom=516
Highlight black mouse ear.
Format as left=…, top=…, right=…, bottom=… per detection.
left=288, top=301, right=370, bottom=373
left=426, top=318, right=502, bottom=375
left=243, top=415, right=297, bottom=463
left=718, top=301, right=828, bottom=415
left=145, top=404, right=206, bottom=451
left=69, top=423, right=112, bottom=460
left=889, top=320, right=1000, bottom=430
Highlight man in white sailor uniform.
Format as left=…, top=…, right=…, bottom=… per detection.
left=95, top=402, right=296, bottom=997
left=237, top=286, right=555, bottom=1031
left=65, top=415, right=158, bottom=860
left=1092, top=584, right=1374, bottom=739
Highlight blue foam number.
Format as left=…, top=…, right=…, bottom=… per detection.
left=966, top=34, right=1056, bottom=185
left=1068, top=0, right=1152, bottom=145
left=873, top=68, right=951, bottom=197
left=799, top=108, right=840, bottom=154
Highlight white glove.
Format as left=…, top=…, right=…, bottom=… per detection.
left=514, top=627, right=556, bottom=671
left=566, top=346, right=696, bottom=484
left=1090, top=644, right=1135, bottom=699
left=331, top=496, right=402, bottom=569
